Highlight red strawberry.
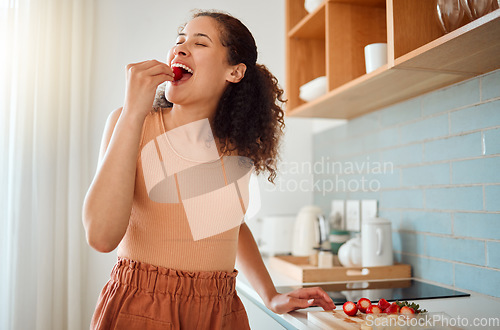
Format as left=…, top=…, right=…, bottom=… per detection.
left=357, top=298, right=371, bottom=313
left=366, top=305, right=382, bottom=314
left=400, top=306, right=415, bottom=314
left=343, top=301, right=358, bottom=316
left=377, top=298, right=390, bottom=310
left=172, top=67, right=183, bottom=81
left=384, top=303, right=400, bottom=314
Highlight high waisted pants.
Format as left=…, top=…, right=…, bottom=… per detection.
left=90, top=257, right=250, bottom=330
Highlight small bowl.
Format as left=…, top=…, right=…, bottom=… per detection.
left=299, top=76, right=327, bottom=102
left=304, top=0, right=324, bottom=13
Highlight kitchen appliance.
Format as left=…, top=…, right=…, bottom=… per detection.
left=255, top=215, right=295, bottom=256
left=276, top=278, right=470, bottom=305
left=361, top=217, right=393, bottom=267
left=292, top=205, right=326, bottom=256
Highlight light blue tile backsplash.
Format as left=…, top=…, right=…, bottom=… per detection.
left=392, top=232, right=426, bottom=255
left=484, top=128, right=500, bottom=155
left=380, top=97, right=421, bottom=126
left=401, top=254, right=455, bottom=286
left=450, top=99, right=500, bottom=134
left=402, top=163, right=450, bottom=187
left=312, top=69, right=500, bottom=298
left=455, top=264, right=500, bottom=297
left=425, top=186, right=483, bottom=211
left=482, top=70, right=500, bottom=101
left=363, top=126, right=400, bottom=150
left=425, top=235, right=485, bottom=266
left=399, top=113, right=449, bottom=144
left=487, top=242, right=500, bottom=268
left=421, top=79, right=479, bottom=116
left=454, top=213, right=500, bottom=240
left=485, top=185, right=500, bottom=212
left=452, top=157, right=500, bottom=184
left=380, top=189, right=424, bottom=209
left=401, top=211, right=452, bottom=235
left=424, top=132, right=482, bottom=162
left=380, top=144, right=423, bottom=166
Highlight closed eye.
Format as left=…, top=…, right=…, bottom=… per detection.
left=175, top=36, right=185, bottom=45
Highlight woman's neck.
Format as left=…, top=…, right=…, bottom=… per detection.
left=162, top=105, right=223, bottom=159
left=166, top=104, right=216, bottom=130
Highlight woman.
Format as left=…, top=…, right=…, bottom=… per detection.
left=83, top=10, right=335, bottom=329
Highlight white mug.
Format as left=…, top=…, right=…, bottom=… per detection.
left=364, top=43, right=387, bottom=73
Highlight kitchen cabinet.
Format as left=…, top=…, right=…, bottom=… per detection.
left=285, top=0, right=500, bottom=119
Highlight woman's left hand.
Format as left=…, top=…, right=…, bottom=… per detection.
left=266, top=287, right=336, bottom=314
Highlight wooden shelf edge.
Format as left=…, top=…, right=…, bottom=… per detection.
left=286, top=67, right=395, bottom=119
left=285, top=66, right=473, bottom=119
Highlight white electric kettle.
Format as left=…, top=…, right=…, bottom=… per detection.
left=292, top=206, right=325, bottom=256
left=361, top=217, right=393, bottom=267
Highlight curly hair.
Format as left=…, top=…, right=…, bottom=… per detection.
left=154, top=10, right=286, bottom=183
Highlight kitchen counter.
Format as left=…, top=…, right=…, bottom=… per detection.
left=236, top=258, right=500, bottom=329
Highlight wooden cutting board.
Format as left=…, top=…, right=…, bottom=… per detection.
left=308, top=310, right=460, bottom=329
left=307, top=310, right=373, bottom=329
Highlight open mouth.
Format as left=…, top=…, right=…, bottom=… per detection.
left=171, top=63, right=193, bottom=82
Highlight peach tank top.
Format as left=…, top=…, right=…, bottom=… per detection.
left=117, top=110, right=252, bottom=272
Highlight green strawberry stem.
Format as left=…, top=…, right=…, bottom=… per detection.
left=395, top=300, right=428, bottom=314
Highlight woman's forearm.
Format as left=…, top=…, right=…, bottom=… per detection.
left=236, top=223, right=278, bottom=306
left=82, top=109, right=145, bottom=252
left=236, top=222, right=336, bottom=314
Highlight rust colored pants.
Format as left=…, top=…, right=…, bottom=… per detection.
left=90, top=257, right=250, bottom=330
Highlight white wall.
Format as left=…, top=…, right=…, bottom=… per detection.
left=85, top=0, right=313, bottom=326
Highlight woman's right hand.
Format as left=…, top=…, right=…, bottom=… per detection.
left=123, top=60, right=174, bottom=119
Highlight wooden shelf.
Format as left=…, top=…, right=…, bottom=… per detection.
left=289, top=2, right=325, bottom=39
left=285, top=1, right=500, bottom=119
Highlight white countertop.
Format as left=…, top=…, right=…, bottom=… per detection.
left=236, top=258, right=500, bottom=330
